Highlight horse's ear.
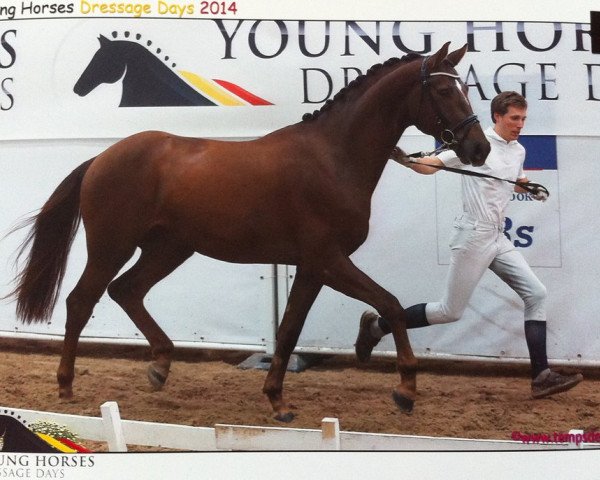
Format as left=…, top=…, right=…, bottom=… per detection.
left=98, top=35, right=111, bottom=47
left=446, top=44, right=468, bottom=67
left=427, top=42, right=451, bottom=70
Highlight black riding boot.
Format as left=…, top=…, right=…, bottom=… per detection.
left=524, top=320, right=550, bottom=379
left=377, top=303, right=430, bottom=333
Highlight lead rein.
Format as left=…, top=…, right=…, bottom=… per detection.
left=402, top=148, right=550, bottom=197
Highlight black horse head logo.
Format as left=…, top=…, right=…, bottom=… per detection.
left=73, top=32, right=216, bottom=107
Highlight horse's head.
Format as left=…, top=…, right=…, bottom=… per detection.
left=409, top=42, right=490, bottom=166
left=73, top=35, right=126, bottom=97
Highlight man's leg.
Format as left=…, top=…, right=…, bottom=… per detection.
left=355, top=304, right=426, bottom=363
left=490, top=249, right=583, bottom=398
left=356, top=225, right=495, bottom=362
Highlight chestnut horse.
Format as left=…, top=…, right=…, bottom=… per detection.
left=7, top=42, right=489, bottom=421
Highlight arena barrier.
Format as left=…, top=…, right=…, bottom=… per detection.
left=1, top=403, right=596, bottom=452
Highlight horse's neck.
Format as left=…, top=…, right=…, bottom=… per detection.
left=313, top=63, right=418, bottom=187
left=353, top=62, right=418, bottom=147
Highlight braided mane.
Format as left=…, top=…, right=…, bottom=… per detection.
left=301, top=53, right=422, bottom=122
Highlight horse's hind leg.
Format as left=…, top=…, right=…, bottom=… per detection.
left=59, top=250, right=136, bottom=398
left=262, top=268, right=322, bottom=422
left=107, top=231, right=193, bottom=390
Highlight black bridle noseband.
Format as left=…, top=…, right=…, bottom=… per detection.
left=418, top=56, right=480, bottom=154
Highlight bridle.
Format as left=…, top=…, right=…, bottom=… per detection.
left=417, top=56, right=480, bottom=156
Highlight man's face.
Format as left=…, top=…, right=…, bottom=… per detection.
left=493, top=105, right=527, bottom=142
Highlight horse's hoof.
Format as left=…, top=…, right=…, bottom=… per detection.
left=274, top=411, right=295, bottom=423
left=147, top=365, right=168, bottom=390
left=392, top=391, right=414, bottom=414
left=58, top=387, right=73, bottom=399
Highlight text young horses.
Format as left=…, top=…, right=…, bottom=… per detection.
left=8, top=43, right=489, bottom=421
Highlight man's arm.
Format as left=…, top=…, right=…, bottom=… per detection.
left=515, top=177, right=530, bottom=193
left=389, top=147, right=444, bottom=175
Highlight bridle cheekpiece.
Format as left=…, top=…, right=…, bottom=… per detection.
left=418, top=56, right=480, bottom=153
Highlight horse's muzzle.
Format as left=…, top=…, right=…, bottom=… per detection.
left=458, top=138, right=490, bottom=167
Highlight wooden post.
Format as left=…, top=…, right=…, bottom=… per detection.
left=321, top=417, right=340, bottom=450
left=100, top=401, right=127, bottom=452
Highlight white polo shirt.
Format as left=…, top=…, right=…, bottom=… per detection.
left=438, top=126, right=527, bottom=225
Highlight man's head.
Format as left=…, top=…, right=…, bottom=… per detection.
left=491, top=91, right=528, bottom=142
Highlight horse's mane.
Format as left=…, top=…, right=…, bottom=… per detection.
left=108, top=31, right=178, bottom=69
left=301, top=53, right=422, bottom=122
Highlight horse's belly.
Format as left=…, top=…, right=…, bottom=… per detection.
left=192, top=236, right=299, bottom=265
left=170, top=212, right=299, bottom=265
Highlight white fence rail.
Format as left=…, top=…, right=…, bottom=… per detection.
left=1, top=403, right=596, bottom=452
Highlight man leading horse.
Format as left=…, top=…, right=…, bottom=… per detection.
left=356, top=91, right=583, bottom=399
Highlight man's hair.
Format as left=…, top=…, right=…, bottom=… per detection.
left=490, top=91, right=527, bottom=123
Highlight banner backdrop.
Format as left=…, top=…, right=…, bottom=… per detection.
left=1, top=2, right=599, bottom=366
left=1, top=6, right=599, bottom=139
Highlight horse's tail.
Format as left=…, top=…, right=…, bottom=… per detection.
left=5, top=158, right=95, bottom=324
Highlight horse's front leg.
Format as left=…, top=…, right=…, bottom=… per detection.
left=263, top=269, right=322, bottom=422
left=322, top=253, right=417, bottom=413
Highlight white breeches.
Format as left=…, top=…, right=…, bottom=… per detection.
left=425, top=213, right=547, bottom=325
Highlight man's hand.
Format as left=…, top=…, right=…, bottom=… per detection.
left=390, top=146, right=414, bottom=167
left=532, top=189, right=549, bottom=202
left=517, top=180, right=550, bottom=202
left=525, top=182, right=550, bottom=202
